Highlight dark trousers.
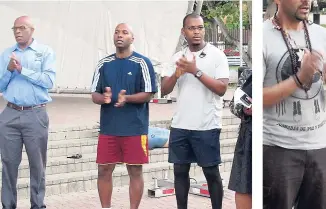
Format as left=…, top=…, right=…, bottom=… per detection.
left=169, top=128, right=223, bottom=209
left=263, top=145, right=326, bottom=209
left=168, top=128, right=221, bottom=166
left=0, top=107, right=49, bottom=209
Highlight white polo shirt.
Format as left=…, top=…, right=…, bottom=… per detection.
left=163, top=43, right=229, bottom=130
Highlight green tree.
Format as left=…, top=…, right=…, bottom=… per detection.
left=202, top=1, right=250, bottom=29
left=202, top=1, right=252, bottom=67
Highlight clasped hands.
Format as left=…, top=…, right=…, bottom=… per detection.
left=174, top=54, right=197, bottom=78
left=7, top=52, right=22, bottom=72
left=297, top=49, right=326, bottom=89
left=102, top=87, right=127, bottom=107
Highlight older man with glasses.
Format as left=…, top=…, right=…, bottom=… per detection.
left=0, top=16, right=55, bottom=209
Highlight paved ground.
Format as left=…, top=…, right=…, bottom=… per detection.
left=17, top=185, right=236, bottom=209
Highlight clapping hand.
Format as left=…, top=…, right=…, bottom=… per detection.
left=7, top=52, right=22, bottom=72
left=175, top=67, right=185, bottom=78
left=115, top=89, right=127, bottom=107
left=298, top=49, right=324, bottom=88
left=103, top=87, right=112, bottom=104
left=176, top=54, right=197, bottom=75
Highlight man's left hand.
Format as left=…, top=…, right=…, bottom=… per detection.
left=176, top=54, right=197, bottom=75
left=115, top=90, right=127, bottom=107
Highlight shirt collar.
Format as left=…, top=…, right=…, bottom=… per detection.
left=12, top=38, right=38, bottom=52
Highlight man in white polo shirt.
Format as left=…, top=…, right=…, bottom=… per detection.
left=161, top=13, right=229, bottom=209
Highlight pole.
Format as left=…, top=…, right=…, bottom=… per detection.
left=312, top=0, right=320, bottom=25
left=239, top=0, right=243, bottom=67
left=313, top=14, right=320, bottom=24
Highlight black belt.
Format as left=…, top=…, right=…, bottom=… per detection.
left=7, top=102, right=46, bottom=111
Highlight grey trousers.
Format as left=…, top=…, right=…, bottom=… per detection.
left=0, top=106, right=49, bottom=209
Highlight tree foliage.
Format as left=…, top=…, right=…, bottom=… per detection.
left=200, top=1, right=252, bottom=67
left=202, top=1, right=250, bottom=29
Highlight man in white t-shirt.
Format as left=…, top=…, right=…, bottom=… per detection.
left=161, top=13, right=229, bottom=209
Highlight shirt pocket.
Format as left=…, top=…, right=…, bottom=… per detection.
left=33, top=54, right=43, bottom=71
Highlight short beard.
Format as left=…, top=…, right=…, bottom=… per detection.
left=116, top=44, right=129, bottom=50
left=191, top=43, right=201, bottom=46
left=294, top=11, right=308, bottom=22
left=295, top=16, right=305, bottom=21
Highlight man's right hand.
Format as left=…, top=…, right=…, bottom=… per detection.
left=175, top=67, right=185, bottom=78
left=103, top=87, right=112, bottom=104
left=297, top=49, right=323, bottom=87
left=7, top=53, right=20, bottom=72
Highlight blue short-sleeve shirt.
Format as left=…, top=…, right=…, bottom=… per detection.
left=91, top=51, right=157, bottom=136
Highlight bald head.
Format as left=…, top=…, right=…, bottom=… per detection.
left=14, top=16, right=34, bottom=28
left=12, top=15, right=35, bottom=48
left=113, top=23, right=134, bottom=51
left=115, top=23, right=134, bottom=37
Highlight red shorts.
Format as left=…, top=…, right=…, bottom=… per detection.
left=96, top=134, right=149, bottom=165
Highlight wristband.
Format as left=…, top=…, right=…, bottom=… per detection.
left=293, top=74, right=303, bottom=88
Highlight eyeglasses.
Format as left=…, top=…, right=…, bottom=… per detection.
left=186, top=26, right=205, bottom=32
left=11, top=26, right=31, bottom=32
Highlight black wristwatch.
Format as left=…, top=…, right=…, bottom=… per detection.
left=194, top=70, right=203, bottom=78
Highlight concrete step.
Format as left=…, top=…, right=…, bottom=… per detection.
left=221, top=115, right=241, bottom=126
left=47, top=123, right=239, bottom=149
left=48, top=126, right=99, bottom=142
left=220, top=138, right=237, bottom=154
left=20, top=127, right=238, bottom=159
left=9, top=138, right=237, bottom=179
left=24, top=137, right=97, bottom=158
left=1, top=117, right=239, bottom=199
left=220, top=124, right=239, bottom=140
left=20, top=124, right=239, bottom=160
left=14, top=154, right=234, bottom=199
left=48, top=116, right=240, bottom=142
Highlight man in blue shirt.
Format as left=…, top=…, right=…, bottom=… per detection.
left=91, top=23, right=157, bottom=209
left=0, top=16, right=55, bottom=209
